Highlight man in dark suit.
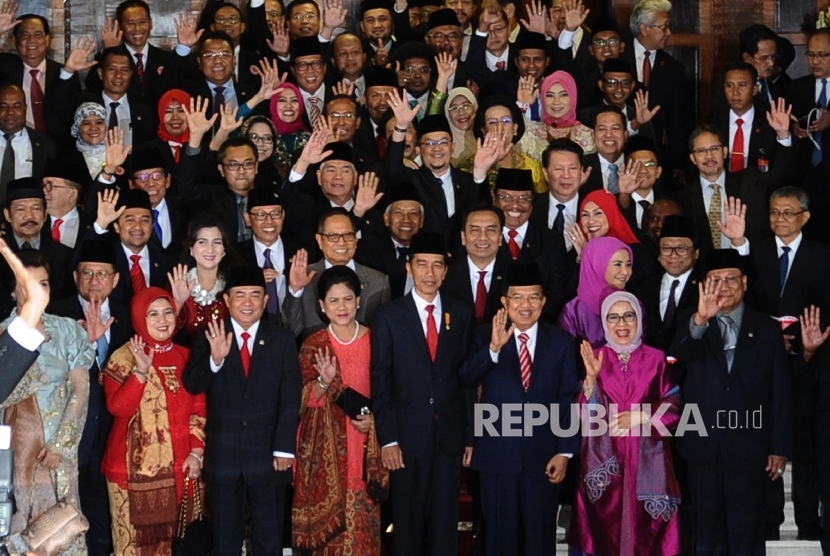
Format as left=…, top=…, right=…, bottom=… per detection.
left=79, top=188, right=174, bottom=306
left=372, top=233, right=475, bottom=556
left=443, top=205, right=507, bottom=325
left=739, top=24, right=780, bottom=107
left=0, top=85, right=56, bottom=202
left=618, top=136, right=667, bottom=235
left=289, top=37, right=336, bottom=130
left=670, top=249, right=791, bottom=556
left=581, top=105, right=628, bottom=194
left=198, top=2, right=263, bottom=90
left=492, top=168, right=567, bottom=321
left=461, top=262, right=579, bottom=555
left=323, top=95, right=382, bottom=176
left=48, top=239, right=132, bottom=556
left=0, top=14, right=81, bottom=143
left=674, top=120, right=794, bottom=255
left=572, top=16, right=624, bottom=110
left=183, top=266, right=301, bottom=556
left=711, top=63, right=780, bottom=172
left=360, top=67, right=398, bottom=159
left=42, top=158, right=90, bottom=250
left=84, top=0, right=171, bottom=108
left=237, top=187, right=299, bottom=323
left=424, top=9, right=474, bottom=91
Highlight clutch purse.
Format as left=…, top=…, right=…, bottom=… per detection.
left=172, top=476, right=212, bottom=556
left=335, top=387, right=372, bottom=419
left=21, top=465, right=89, bottom=556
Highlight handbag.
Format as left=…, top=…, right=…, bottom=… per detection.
left=335, top=387, right=372, bottom=419
left=172, top=475, right=212, bottom=556
left=20, top=463, right=89, bottom=556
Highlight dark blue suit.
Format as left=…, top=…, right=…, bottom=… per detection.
left=371, top=293, right=475, bottom=556
left=461, top=322, right=579, bottom=555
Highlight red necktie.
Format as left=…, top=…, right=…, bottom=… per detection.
left=51, top=218, right=63, bottom=242
left=642, top=50, right=652, bottom=89
left=129, top=254, right=147, bottom=293
left=495, top=60, right=506, bottom=71
left=375, top=134, right=387, bottom=159
left=29, top=69, right=46, bottom=133
left=730, top=118, right=745, bottom=172
left=240, top=331, right=252, bottom=377
left=425, top=304, right=438, bottom=362
left=507, top=229, right=520, bottom=259
left=519, top=332, right=532, bottom=391
left=475, top=270, right=488, bottom=324
left=135, top=52, right=145, bottom=83
left=171, top=143, right=182, bottom=164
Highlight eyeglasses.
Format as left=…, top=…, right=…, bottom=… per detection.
left=291, top=13, right=318, bottom=21
left=405, top=65, right=431, bottom=75
left=214, top=16, right=241, bottom=25
left=201, top=51, right=233, bottom=59
left=489, top=24, right=507, bottom=33
left=250, top=209, right=284, bottom=221
left=602, top=77, right=633, bottom=88
left=266, top=10, right=283, bottom=18
left=223, top=161, right=256, bottom=171
left=429, top=31, right=461, bottom=42
left=642, top=161, right=658, bottom=168
left=753, top=53, right=778, bottom=63
left=294, top=59, right=324, bottom=71
left=806, top=51, right=830, bottom=60
left=320, top=232, right=357, bottom=243
left=692, top=145, right=723, bottom=156
left=328, top=112, right=356, bottom=120
left=660, top=245, right=693, bottom=256
left=132, top=171, right=166, bottom=183
left=420, top=139, right=451, bottom=147
left=506, top=293, right=544, bottom=304
left=495, top=193, right=533, bottom=204
left=447, top=102, right=474, bottom=113
left=79, top=269, right=115, bottom=281
left=42, top=181, right=75, bottom=192
left=248, top=133, right=274, bottom=144
left=486, top=116, right=513, bottom=127
left=606, top=311, right=637, bottom=324
left=769, top=209, right=806, bottom=219
left=647, top=22, right=671, bottom=32
left=592, top=38, right=620, bottom=47
left=711, top=275, right=742, bottom=287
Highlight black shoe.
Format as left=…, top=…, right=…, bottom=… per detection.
left=766, top=526, right=780, bottom=541
left=797, top=525, right=822, bottom=541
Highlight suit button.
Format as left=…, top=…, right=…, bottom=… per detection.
left=429, top=398, right=434, bottom=405
left=242, top=420, right=247, bottom=426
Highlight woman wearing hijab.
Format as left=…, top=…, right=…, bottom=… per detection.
left=519, top=71, right=596, bottom=160
left=569, top=291, right=681, bottom=556
left=239, top=115, right=285, bottom=187
left=67, top=102, right=108, bottom=180
left=102, top=287, right=207, bottom=555
left=145, top=89, right=192, bottom=171
left=444, top=87, right=478, bottom=166
left=270, top=83, right=312, bottom=178
left=557, top=236, right=634, bottom=347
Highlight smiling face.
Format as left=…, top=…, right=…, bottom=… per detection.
left=292, top=54, right=326, bottom=93
left=129, top=166, right=170, bottom=207
left=119, top=6, right=152, bottom=50
left=493, top=187, right=533, bottom=229
left=316, top=214, right=357, bottom=265
left=769, top=196, right=810, bottom=243
left=482, top=105, right=518, bottom=146
left=327, top=97, right=360, bottom=143
left=658, top=236, right=698, bottom=277
left=319, top=282, right=360, bottom=327
left=14, top=18, right=51, bottom=67
left=604, top=249, right=632, bottom=289
left=288, top=3, right=320, bottom=39
left=544, top=82, right=571, bottom=121
left=113, top=208, right=153, bottom=252
left=516, top=48, right=548, bottom=82
left=384, top=200, right=423, bottom=244
left=706, top=268, right=747, bottom=314
left=79, top=114, right=106, bottom=145
left=593, top=111, right=628, bottom=161
left=15, top=265, right=49, bottom=311
left=502, top=285, right=545, bottom=331
left=318, top=160, right=358, bottom=205
left=407, top=253, right=447, bottom=299
left=191, top=226, right=225, bottom=272
left=544, top=150, right=584, bottom=202
left=589, top=30, right=623, bottom=64
left=361, top=8, right=393, bottom=41
left=163, top=99, right=188, bottom=138
left=580, top=201, right=609, bottom=239
left=211, top=6, right=245, bottom=43
left=246, top=122, right=275, bottom=161
left=461, top=209, right=502, bottom=265
left=4, top=198, right=45, bottom=241
left=447, top=95, right=475, bottom=130
left=333, top=35, right=366, bottom=81
left=275, top=88, right=300, bottom=123
left=419, top=131, right=453, bottom=174
left=689, top=131, right=727, bottom=182
left=198, top=38, right=235, bottom=86
left=244, top=203, right=284, bottom=245
left=145, top=297, right=177, bottom=342
left=98, top=52, right=132, bottom=97
left=599, top=71, right=634, bottom=108
left=224, top=286, right=267, bottom=328
left=605, top=300, right=637, bottom=345
left=628, top=149, right=662, bottom=192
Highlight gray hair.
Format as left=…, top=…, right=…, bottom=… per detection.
left=770, top=186, right=810, bottom=211
left=630, top=0, right=672, bottom=36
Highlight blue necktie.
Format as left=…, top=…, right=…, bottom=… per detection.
left=812, top=79, right=827, bottom=167
left=759, top=78, right=771, bottom=103
left=719, top=314, right=737, bottom=372
left=263, top=248, right=280, bottom=319
left=779, top=245, right=791, bottom=295
left=607, top=164, right=620, bottom=194
left=553, top=203, right=565, bottom=233
left=530, top=97, right=540, bottom=121
left=151, top=209, right=163, bottom=245
left=97, top=333, right=109, bottom=369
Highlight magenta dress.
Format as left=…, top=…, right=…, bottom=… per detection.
left=568, top=344, right=681, bottom=556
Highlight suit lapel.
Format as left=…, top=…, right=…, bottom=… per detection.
left=248, top=323, right=269, bottom=383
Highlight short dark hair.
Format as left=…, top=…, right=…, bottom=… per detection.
left=325, top=94, right=358, bottom=114
left=770, top=186, right=809, bottom=211
left=217, top=136, right=258, bottom=164
left=688, top=124, right=727, bottom=152
left=543, top=138, right=585, bottom=167
left=463, top=204, right=505, bottom=230
left=13, top=14, right=49, bottom=38
left=725, top=62, right=758, bottom=83
left=10, top=249, right=50, bottom=291
left=593, top=105, right=626, bottom=128
left=197, top=30, right=235, bottom=55
left=318, top=207, right=356, bottom=234
left=288, top=0, right=320, bottom=18
left=807, top=28, right=830, bottom=48
left=738, top=24, right=777, bottom=57
left=100, top=46, right=132, bottom=69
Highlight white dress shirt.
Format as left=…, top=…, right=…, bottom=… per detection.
left=22, top=59, right=46, bottom=129
left=659, top=269, right=692, bottom=320
left=485, top=48, right=510, bottom=72
left=468, top=256, right=496, bottom=302
left=729, top=107, right=753, bottom=171
left=633, top=38, right=657, bottom=84
left=50, top=207, right=80, bottom=249
left=0, top=128, right=33, bottom=180
left=776, top=232, right=802, bottom=285
left=122, top=244, right=151, bottom=285
left=548, top=194, right=579, bottom=250
left=631, top=190, right=655, bottom=229
left=433, top=168, right=456, bottom=217
left=503, top=220, right=529, bottom=248
left=102, top=92, right=133, bottom=145
left=599, top=153, right=625, bottom=191
left=411, top=290, right=443, bottom=337
left=153, top=198, right=173, bottom=249
left=254, top=236, right=286, bottom=305
left=125, top=42, right=150, bottom=72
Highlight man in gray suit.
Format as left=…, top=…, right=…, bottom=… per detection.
left=283, top=207, right=391, bottom=338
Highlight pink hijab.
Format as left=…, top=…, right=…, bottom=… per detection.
left=269, top=83, right=309, bottom=136
left=540, top=70, right=581, bottom=128
left=577, top=236, right=634, bottom=316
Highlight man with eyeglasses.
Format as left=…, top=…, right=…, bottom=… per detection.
left=48, top=239, right=133, bottom=556
left=390, top=42, right=437, bottom=121
left=445, top=0, right=475, bottom=60
left=323, top=94, right=382, bottom=175
left=360, top=66, right=399, bottom=157
left=286, top=0, right=321, bottom=40
left=670, top=248, right=791, bottom=556
left=460, top=261, right=578, bottom=556
left=482, top=10, right=511, bottom=72
left=737, top=24, right=780, bottom=107
left=573, top=16, right=624, bottom=109
left=283, top=207, right=391, bottom=337
left=196, top=2, right=265, bottom=90
left=424, top=9, right=471, bottom=89
left=290, top=37, right=332, bottom=129
left=42, top=158, right=90, bottom=249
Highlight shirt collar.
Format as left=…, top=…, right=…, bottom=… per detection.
left=634, top=37, right=656, bottom=58
left=513, top=321, right=539, bottom=342
left=631, top=189, right=655, bottom=203
left=701, top=171, right=726, bottom=189
left=122, top=242, right=150, bottom=260
left=411, top=289, right=442, bottom=315
left=23, top=59, right=47, bottom=73
left=467, top=255, right=496, bottom=273
left=125, top=43, right=150, bottom=60
left=505, top=220, right=530, bottom=239
left=254, top=235, right=282, bottom=251
left=231, top=317, right=261, bottom=341
left=776, top=232, right=803, bottom=252
left=599, top=153, right=625, bottom=169
left=730, top=105, right=755, bottom=125
left=102, top=91, right=128, bottom=106
left=78, top=295, right=111, bottom=320
left=324, top=259, right=356, bottom=270
left=53, top=207, right=79, bottom=221
left=662, top=266, right=693, bottom=283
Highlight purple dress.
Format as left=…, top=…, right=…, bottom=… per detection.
left=558, top=297, right=607, bottom=348
left=568, top=344, right=681, bottom=556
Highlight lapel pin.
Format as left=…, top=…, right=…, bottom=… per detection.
left=445, top=312, right=451, bottom=330
left=153, top=262, right=159, bottom=268
left=496, top=276, right=502, bottom=281
left=259, top=339, right=265, bottom=345
left=748, top=332, right=754, bottom=338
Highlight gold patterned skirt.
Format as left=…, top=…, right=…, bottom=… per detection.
left=106, top=481, right=173, bottom=556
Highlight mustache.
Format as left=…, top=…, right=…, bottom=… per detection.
left=20, top=220, right=39, bottom=227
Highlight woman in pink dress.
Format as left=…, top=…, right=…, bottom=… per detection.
left=569, top=291, right=681, bottom=556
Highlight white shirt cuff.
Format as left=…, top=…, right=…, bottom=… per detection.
left=557, top=453, right=573, bottom=459
left=209, top=357, right=224, bottom=372
left=175, top=44, right=193, bottom=56
left=489, top=349, right=499, bottom=363
left=776, top=134, right=792, bottom=147
left=251, top=0, right=265, bottom=6
left=382, top=441, right=399, bottom=448
left=6, top=317, right=45, bottom=351
left=97, top=174, right=117, bottom=185
left=273, top=451, right=295, bottom=458
left=731, top=239, right=750, bottom=256
left=317, top=33, right=330, bottom=43
left=475, top=29, right=488, bottom=37
left=289, top=286, right=304, bottom=298
left=60, top=68, right=75, bottom=80
left=93, top=222, right=108, bottom=235
left=288, top=168, right=305, bottom=182
left=394, top=3, right=406, bottom=13
left=557, top=28, right=575, bottom=49
left=474, top=177, right=487, bottom=184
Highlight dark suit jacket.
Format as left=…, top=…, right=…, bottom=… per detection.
left=371, top=293, right=475, bottom=459
left=709, top=104, right=779, bottom=170
left=577, top=101, right=656, bottom=143
left=84, top=44, right=171, bottom=108
left=0, top=127, right=57, bottom=194
left=47, top=296, right=132, bottom=464
left=0, top=229, right=74, bottom=302
left=354, top=233, right=410, bottom=300
left=441, top=254, right=507, bottom=325
left=0, top=330, right=40, bottom=402
left=670, top=305, right=792, bottom=466
left=636, top=268, right=700, bottom=353
left=461, top=322, right=579, bottom=475
left=580, top=152, right=611, bottom=196
left=183, top=318, right=302, bottom=485
left=785, top=75, right=830, bottom=207
left=75, top=92, right=158, bottom=147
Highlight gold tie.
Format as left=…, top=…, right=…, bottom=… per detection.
left=708, top=183, right=722, bottom=248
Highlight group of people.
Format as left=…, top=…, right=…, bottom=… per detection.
left=0, top=0, right=828, bottom=554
